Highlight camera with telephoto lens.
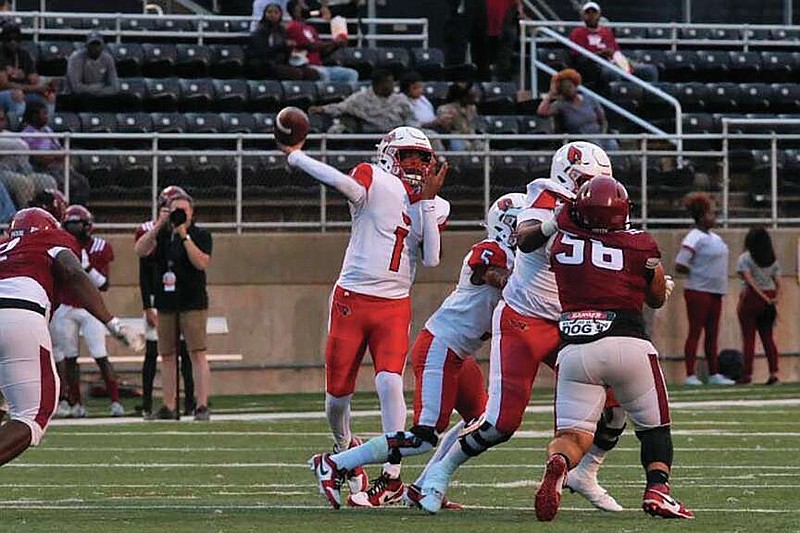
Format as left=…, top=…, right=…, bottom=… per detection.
left=169, top=208, right=187, bottom=226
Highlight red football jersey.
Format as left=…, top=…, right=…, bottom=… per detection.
left=550, top=209, right=660, bottom=313
left=61, top=236, right=114, bottom=307
left=0, top=229, right=81, bottom=313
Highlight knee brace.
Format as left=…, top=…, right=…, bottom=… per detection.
left=636, top=425, right=673, bottom=468
left=458, top=419, right=512, bottom=458
left=386, top=425, right=438, bottom=463
left=593, top=406, right=627, bottom=451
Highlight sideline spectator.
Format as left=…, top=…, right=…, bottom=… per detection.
left=21, top=100, right=89, bottom=205
left=537, top=68, right=619, bottom=154
left=486, top=0, right=525, bottom=81
left=286, top=0, right=358, bottom=82
left=436, top=81, right=482, bottom=151
left=0, top=171, right=13, bottom=221
left=443, top=0, right=489, bottom=80
left=246, top=3, right=319, bottom=80
left=736, top=227, right=781, bottom=385
left=0, top=23, right=56, bottom=117
left=568, top=2, right=658, bottom=91
left=0, top=108, right=58, bottom=208
left=65, top=32, right=120, bottom=111
left=675, top=192, right=733, bottom=386
left=134, top=193, right=213, bottom=421
left=309, top=69, right=412, bottom=133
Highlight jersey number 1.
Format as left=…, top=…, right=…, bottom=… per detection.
left=389, top=226, right=409, bottom=272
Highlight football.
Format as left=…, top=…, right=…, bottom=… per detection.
left=274, top=106, right=310, bottom=146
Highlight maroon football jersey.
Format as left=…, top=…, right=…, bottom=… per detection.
left=0, top=229, right=81, bottom=312
left=550, top=208, right=661, bottom=314
left=61, top=236, right=115, bottom=307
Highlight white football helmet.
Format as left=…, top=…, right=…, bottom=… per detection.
left=376, top=126, right=435, bottom=190
left=550, top=141, right=613, bottom=193
left=485, top=193, right=527, bottom=248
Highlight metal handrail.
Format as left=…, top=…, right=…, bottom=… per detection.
left=524, top=26, right=683, bottom=155
left=4, top=11, right=429, bottom=47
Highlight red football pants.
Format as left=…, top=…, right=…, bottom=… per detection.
left=411, top=329, right=487, bottom=433
left=737, top=288, right=779, bottom=376
left=683, top=289, right=723, bottom=376
left=325, top=286, right=411, bottom=397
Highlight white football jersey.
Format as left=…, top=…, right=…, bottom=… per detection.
left=503, top=178, right=574, bottom=320
left=425, top=239, right=514, bottom=357
left=337, top=163, right=449, bottom=299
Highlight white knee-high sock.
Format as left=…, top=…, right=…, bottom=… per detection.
left=374, top=371, right=406, bottom=477
left=325, top=392, right=352, bottom=451
left=331, top=432, right=435, bottom=472
left=415, top=420, right=464, bottom=486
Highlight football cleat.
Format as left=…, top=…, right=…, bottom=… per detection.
left=405, top=483, right=463, bottom=510
left=110, top=401, right=125, bottom=417
left=347, top=472, right=404, bottom=507
left=334, top=436, right=368, bottom=494
left=642, top=483, right=694, bottom=519
left=565, top=467, right=623, bottom=512
left=708, top=373, right=735, bottom=386
left=56, top=400, right=71, bottom=418
left=683, top=375, right=702, bottom=386
left=309, top=453, right=345, bottom=509
left=70, top=403, right=87, bottom=418
left=535, top=454, right=568, bottom=522
left=417, top=463, right=451, bottom=514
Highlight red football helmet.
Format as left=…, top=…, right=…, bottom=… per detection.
left=9, top=207, right=60, bottom=237
left=29, top=188, right=67, bottom=221
left=574, top=176, right=630, bottom=232
left=158, top=185, right=191, bottom=208
left=63, top=204, right=94, bottom=234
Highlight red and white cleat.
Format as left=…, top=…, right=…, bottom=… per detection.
left=342, top=437, right=369, bottom=494
left=405, top=483, right=463, bottom=510
left=347, top=472, right=404, bottom=507
left=535, top=454, right=568, bottom=522
left=643, top=483, right=695, bottom=519
left=309, top=453, right=345, bottom=509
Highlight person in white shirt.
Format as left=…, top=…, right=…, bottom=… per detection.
left=279, top=126, right=449, bottom=509
left=675, top=192, right=733, bottom=386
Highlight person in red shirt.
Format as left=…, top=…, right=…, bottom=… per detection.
left=568, top=2, right=658, bottom=90
left=285, top=0, right=358, bottom=82
left=486, top=0, right=525, bottom=80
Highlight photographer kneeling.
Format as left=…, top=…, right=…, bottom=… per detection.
left=134, top=193, right=213, bottom=420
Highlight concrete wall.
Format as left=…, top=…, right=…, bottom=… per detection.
left=100, top=228, right=800, bottom=394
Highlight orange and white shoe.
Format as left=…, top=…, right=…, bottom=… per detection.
left=347, top=472, right=404, bottom=507
left=309, top=453, right=346, bottom=509
left=535, top=454, right=568, bottom=522
left=643, top=483, right=695, bottom=519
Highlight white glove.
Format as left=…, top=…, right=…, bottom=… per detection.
left=81, top=249, right=91, bottom=271
left=106, top=317, right=145, bottom=353
left=664, top=275, right=675, bottom=301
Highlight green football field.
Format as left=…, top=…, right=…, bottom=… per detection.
left=5, top=384, right=800, bottom=532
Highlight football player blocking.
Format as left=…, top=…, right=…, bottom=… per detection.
left=529, top=177, right=693, bottom=521
left=415, top=142, right=625, bottom=515
left=278, top=126, right=450, bottom=508
left=309, top=192, right=526, bottom=509
left=0, top=208, right=143, bottom=468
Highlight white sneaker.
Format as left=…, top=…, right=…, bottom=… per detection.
left=684, top=375, right=703, bottom=386
left=110, top=401, right=125, bottom=417
left=565, top=468, right=623, bottom=512
left=71, top=404, right=87, bottom=418
left=417, top=463, right=451, bottom=514
left=56, top=400, right=71, bottom=418
left=708, top=373, right=735, bottom=385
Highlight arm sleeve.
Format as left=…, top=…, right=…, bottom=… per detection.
left=675, top=231, right=699, bottom=267
left=420, top=199, right=442, bottom=267
left=736, top=253, right=749, bottom=274
left=287, top=150, right=366, bottom=204
left=321, top=92, right=359, bottom=117
left=65, top=54, right=87, bottom=94
left=105, top=55, right=120, bottom=93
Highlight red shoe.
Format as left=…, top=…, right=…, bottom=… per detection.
left=342, top=437, right=369, bottom=494
left=535, top=454, right=568, bottom=522
left=643, top=483, right=695, bottom=519
left=347, top=472, right=404, bottom=507
left=405, top=483, right=463, bottom=510
left=309, top=453, right=345, bottom=509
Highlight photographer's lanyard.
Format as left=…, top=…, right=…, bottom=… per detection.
left=163, top=259, right=177, bottom=293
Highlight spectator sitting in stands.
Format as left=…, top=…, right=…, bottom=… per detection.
left=435, top=81, right=482, bottom=152
left=65, top=32, right=120, bottom=111
left=246, top=3, right=320, bottom=80
left=320, top=0, right=360, bottom=19
left=21, top=100, right=90, bottom=204
left=400, top=71, right=447, bottom=151
left=568, top=2, right=658, bottom=91
left=308, top=69, right=413, bottom=133
left=251, top=0, right=290, bottom=31
left=0, top=23, right=56, bottom=118
left=285, top=0, right=358, bottom=82
left=537, top=68, right=619, bottom=154
left=0, top=107, right=58, bottom=208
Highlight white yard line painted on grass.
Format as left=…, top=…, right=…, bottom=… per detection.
left=47, top=398, right=800, bottom=427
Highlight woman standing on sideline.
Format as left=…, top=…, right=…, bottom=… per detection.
left=675, top=192, right=734, bottom=386
left=736, top=228, right=781, bottom=385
